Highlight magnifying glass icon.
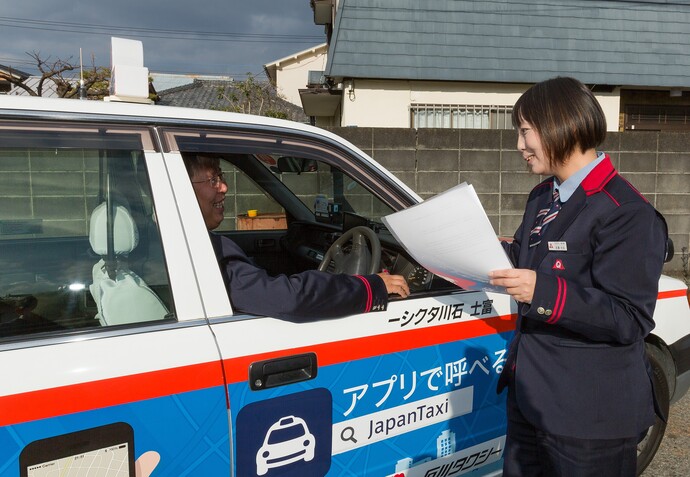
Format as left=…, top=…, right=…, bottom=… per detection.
left=340, top=426, right=358, bottom=444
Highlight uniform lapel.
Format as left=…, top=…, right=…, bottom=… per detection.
left=527, top=155, right=617, bottom=268
left=529, top=187, right=587, bottom=268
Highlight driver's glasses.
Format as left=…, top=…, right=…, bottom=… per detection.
left=192, top=171, right=226, bottom=189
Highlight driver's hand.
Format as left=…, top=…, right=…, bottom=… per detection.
left=378, top=272, right=410, bottom=298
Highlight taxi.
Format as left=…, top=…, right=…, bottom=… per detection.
left=0, top=95, right=688, bottom=477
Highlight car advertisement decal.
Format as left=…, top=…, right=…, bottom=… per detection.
left=0, top=386, right=229, bottom=477
left=222, top=313, right=517, bottom=384
left=236, top=388, right=332, bottom=477
left=229, top=331, right=512, bottom=476
left=0, top=361, right=223, bottom=428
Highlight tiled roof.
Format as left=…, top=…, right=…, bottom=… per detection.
left=325, top=0, right=690, bottom=88
left=0, top=64, right=31, bottom=80
left=157, top=79, right=308, bottom=122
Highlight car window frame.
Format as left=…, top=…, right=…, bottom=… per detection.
left=0, top=117, right=210, bottom=348
left=161, top=124, right=419, bottom=321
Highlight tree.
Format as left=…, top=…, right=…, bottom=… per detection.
left=0, top=51, right=110, bottom=99
left=216, top=73, right=298, bottom=120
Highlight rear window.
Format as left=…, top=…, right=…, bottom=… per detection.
left=0, top=121, right=174, bottom=340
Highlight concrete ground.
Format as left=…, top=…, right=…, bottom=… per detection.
left=642, top=391, right=690, bottom=476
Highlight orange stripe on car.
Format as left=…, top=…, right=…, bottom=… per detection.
left=0, top=314, right=517, bottom=427
left=223, top=314, right=518, bottom=383
left=0, top=361, right=224, bottom=427
left=658, top=289, right=687, bottom=300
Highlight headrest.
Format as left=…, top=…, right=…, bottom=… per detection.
left=89, top=202, right=139, bottom=255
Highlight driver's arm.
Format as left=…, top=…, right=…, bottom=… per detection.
left=211, top=234, right=407, bottom=321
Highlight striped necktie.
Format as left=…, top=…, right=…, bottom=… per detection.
left=529, top=189, right=561, bottom=248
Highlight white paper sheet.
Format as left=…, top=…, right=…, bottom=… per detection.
left=382, top=182, right=513, bottom=293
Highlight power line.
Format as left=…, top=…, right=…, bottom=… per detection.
left=0, top=16, right=323, bottom=44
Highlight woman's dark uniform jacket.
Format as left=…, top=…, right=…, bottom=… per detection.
left=210, top=233, right=388, bottom=321
left=498, top=155, right=668, bottom=439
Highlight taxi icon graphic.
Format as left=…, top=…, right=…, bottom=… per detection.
left=256, top=415, right=316, bottom=475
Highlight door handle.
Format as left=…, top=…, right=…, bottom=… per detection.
left=249, top=353, right=317, bottom=390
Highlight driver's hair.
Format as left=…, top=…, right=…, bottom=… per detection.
left=182, top=154, right=220, bottom=179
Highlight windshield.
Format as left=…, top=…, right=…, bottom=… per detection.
left=255, top=153, right=394, bottom=227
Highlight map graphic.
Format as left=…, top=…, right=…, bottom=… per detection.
left=27, top=444, right=130, bottom=477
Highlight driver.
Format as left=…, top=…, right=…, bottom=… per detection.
left=183, top=155, right=410, bottom=320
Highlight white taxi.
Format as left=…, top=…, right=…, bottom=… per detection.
left=0, top=95, right=688, bottom=477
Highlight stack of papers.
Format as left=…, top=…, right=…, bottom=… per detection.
left=382, top=182, right=513, bottom=293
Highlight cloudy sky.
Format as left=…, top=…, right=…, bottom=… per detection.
left=0, top=0, right=325, bottom=80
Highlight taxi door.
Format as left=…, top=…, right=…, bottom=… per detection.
left=213, top=295, right=514, bottom=477
left=164, top=123, right=516, bottom=477
left=0, top=120, right=229, bottom=477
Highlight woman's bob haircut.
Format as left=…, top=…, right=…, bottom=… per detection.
left=512, top=77, right=607, bottom=167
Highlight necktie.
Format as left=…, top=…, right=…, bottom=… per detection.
left=529, top=189, right=561, bottom=248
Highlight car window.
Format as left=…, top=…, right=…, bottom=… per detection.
left=216, top=160, right=286, bottom=232
left=260, top=154, right=395, bottom=226
left=164, top=127, right=395, bottom=229
left=0, top=121, right=174, bottom=340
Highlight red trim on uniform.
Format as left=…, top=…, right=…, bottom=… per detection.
left=582, top=155, right=616, bottom=196
left=354, top=275, right=373, bottom=312
left=535, top=180, right=553, bottom=191
left=541, top=285, right=683, bottom=325
left=223, top=314, right=518, bottom=384
left=658, top=289, right=688, bottom=300
left=602, top=188, right=620, bottom=207
left=620, top=176, right=649, bottom=203
left=0, top=361, right=224, bottom=427
left=548, top=276, right=567, bottom=324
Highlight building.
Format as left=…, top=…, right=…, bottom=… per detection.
left=149, top=73, right=234, bottom=93
left=299, top=0, right=690, bottom=131
left=264, top=43, right=328, bottom=107
left=437, top=429, right=456, bottom=458
left=0, top=65, right=31, bottom=95
left=157, top=79, right=308, bottom=123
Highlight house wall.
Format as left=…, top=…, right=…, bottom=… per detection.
left=338, top=79, right=621, bottom=131
left=329, top=127, right=690, bottom=276
left=273, top=50, right=328, bottom=107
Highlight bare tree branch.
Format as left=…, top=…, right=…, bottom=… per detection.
left=2, top=51, right=109, bottom=98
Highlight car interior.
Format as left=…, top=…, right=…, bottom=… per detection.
left=0, top=123, right=174, bottom=340
left=171, top=127, right=459, bottom=297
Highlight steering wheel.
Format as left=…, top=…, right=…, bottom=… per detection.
left=317, top=226, right=381, bottom=275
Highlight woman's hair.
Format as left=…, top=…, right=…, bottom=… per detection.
left=511, top=77, right=607, bottom=167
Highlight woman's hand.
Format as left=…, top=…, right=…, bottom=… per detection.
left=489, top=268, right=536, bottom=304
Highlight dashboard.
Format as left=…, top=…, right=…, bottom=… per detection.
left=382, top=249, right=433, bottom=292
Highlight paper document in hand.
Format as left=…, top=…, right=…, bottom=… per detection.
left=382, top=182, right=512, bottom=293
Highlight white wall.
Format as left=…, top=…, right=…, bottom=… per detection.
left=338, top=79, right=621, bottom=131
left=273, top=49, right=328, bottom=107
left=595, top=90, right=622, bottom=133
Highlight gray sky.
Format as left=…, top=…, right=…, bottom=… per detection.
left=0, top=0, right=324, bottom=80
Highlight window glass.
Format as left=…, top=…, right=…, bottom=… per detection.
left=168, top=128, right=395, bottom=230
left=411, top=104, right=513, bottom=129
left=265, top=156, right=394, bottom=226
left=217, top=159, right=286, bottom=232
left=0, top=122, right=173, bottom=340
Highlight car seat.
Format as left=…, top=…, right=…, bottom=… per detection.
left=88, top=202, right=169, bottom=326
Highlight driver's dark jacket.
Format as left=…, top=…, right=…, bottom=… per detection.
left=496, top=155, right=668, bottom=440
left=210, top=233, right=388, bottom=321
